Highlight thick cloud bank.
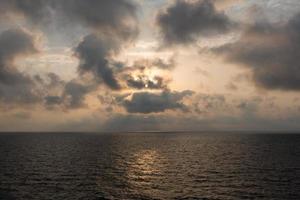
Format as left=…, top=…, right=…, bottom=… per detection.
left=216, top=13, right=300, bottom=90
left=121, top=90, right=194, bottom=114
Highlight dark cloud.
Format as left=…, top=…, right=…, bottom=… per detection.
left=7, top=0, right=50, bottom=23
left=75, top=34, right=122, bottom=90
left=40, top=72, right=96, bottom=110
left=121, top=90, right=194, bottom=114
left=44, top=78, right=95, bottom=109
left=0, top=29, right=36, bottom=61
left=75, top=35, right=176, bottom=91
left=0, top=29, right=37, bottom=83
left=215, top=13, right=300, bottom=91
left=0, top=0, right=139, bottom=91
left=0, top=0, right=139, bottom=40
left=126, top=78, right=146, bottom=89
left=45, top=73, right=65, bottom=89
left=44, top=95, right=63, bottom=106
left=68, top=0, right=139, bottom=91
left=61, top=0, right=138, bottom=41
left=0, top=28, right=40, bottom=104
left=156, top=0, right=233, bottom=45
left=63, top=81, right=94, bottom=109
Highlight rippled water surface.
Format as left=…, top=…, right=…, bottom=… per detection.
left=0, top=133, right=299, bottom=199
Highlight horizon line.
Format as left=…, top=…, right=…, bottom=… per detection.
left=0, top=130, right=300, bottom=134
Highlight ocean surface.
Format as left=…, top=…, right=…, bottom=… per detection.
left=0, top=132, right=299, bottom=200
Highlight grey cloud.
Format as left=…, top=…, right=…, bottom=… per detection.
left=41, top=72, right=96, bottom=110
left=44, top=79, right=95, bottom=109
left=61, top=0, right=139, bottom=41
left=0, top=28, right=40, bottom=104
left=75, top=34, right=121, bottom=90
left=156, top=0, right=233, bottom=45
left=63, top=81, right=94, bottom=109
left=74, top=34, right=175, bottom=91
left=0, top=0, right=139, bottom=40
left=45, top=96, right=63, bottom=106
left=0, top=0, right=139, bottom=92
left=0, top=29, right=36, bottom=63
left=126, top=78, right=146, bottom=89
left=215, top=13, right=300, bottom=91
left=46, top=73, right=65, bottom=88
left=0, top=29, right=37, bottom=84
left=70, top=1, right=140, bottom=91
left=121, top=90, right=194, bottom=114
left=10, top=0, right=50, bottom=23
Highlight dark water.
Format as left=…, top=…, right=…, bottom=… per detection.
left=0, top=133, right=299, bottom=200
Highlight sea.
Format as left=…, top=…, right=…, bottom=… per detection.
left=0, top=132, right=299, bottom=200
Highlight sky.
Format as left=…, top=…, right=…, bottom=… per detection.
left=1, top=0, right=300, bottom=132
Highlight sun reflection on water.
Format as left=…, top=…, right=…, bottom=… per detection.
left=129, top=150, right=160, bottom=177
left=126, top=149, right=166, bottom=197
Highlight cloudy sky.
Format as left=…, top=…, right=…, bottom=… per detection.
left=1, top=0, right=300, bottom=132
